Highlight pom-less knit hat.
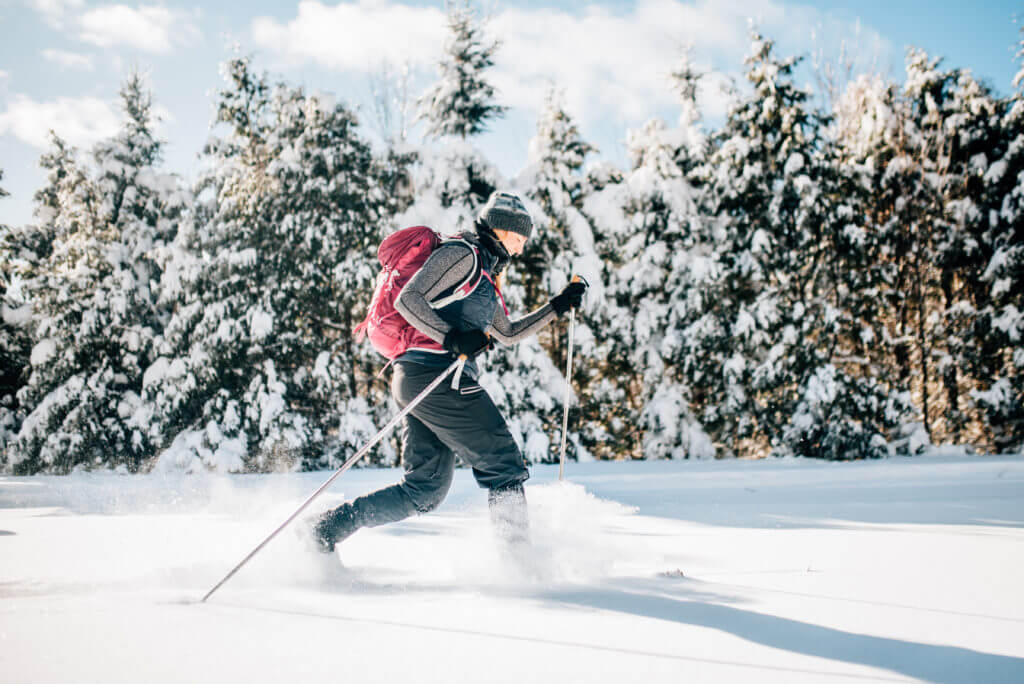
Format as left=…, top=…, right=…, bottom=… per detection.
left=478, top=191, right=533, bottom=239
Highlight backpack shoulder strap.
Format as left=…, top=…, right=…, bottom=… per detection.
left=429, top=238, right=483, bottom=309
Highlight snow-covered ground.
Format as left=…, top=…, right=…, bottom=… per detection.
left=2, top=454, right=1023, bottom=683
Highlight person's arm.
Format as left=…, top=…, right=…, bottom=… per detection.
left=394, top=243, right=477, bottom=344
left=488, top=301, right=558, bottom=346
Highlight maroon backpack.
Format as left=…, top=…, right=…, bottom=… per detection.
left=355, top=226, right=482, bottom=360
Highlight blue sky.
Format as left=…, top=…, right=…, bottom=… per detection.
left=1, top=1, right=1021, bottom=228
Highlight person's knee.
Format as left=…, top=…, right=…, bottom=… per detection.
left=474, top=454, right=530, bottom=490
left=404, top=470, right=454, bottom=513
left=411, top=487, right=446, bottom=513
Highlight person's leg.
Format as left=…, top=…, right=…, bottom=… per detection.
left=311, top=373, right=457, bottom=552
left=488, top=480, right=529, bottom=545
left=394, top=368, right=530, bottom=543
left=357, top=414, right=457, bottom=520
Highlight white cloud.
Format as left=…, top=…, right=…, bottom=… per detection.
left=0, top=94, right=120, bottom=149
left=251, top=0, right=446, bottom=70
left=0, top=70, right=8, bottom=79
left=42, top=48, right=95, bottom=70
left=251, top=0, right=890, bottom=129
left=29, top=1, right=200, bottom=54
left=78, top=4, right=200, bottom=53
left=28, top=0, right=86, bottom=30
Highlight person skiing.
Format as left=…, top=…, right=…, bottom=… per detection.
left=309, top=191, right=587, bottom=555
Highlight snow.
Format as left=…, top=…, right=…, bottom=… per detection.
left=249, top=307, right=274, bottom=340
left=1, top=302, right=31, bottom=326
left=4, top=455, right=1022, bottom=683
left=783, top=153, right=804, bottom=175
left=29, top=338, right=57, bottom=366
left=992, top=304, right=1023, bottom=342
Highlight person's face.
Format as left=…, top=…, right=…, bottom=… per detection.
left=494, top=229, right=528, bottom=256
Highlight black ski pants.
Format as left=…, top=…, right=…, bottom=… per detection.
left=344, top=360, right=529, bottom=530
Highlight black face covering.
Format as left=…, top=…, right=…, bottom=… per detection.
left=475, top=220, right=511, bottom=277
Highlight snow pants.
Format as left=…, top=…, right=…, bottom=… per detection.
left=336, top=361, right=530, bottom=533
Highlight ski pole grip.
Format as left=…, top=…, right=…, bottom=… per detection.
left=571, top=274, right=589, bottom=287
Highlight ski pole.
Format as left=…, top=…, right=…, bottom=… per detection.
left=558, top=275, right=585, bottom=481
left=201, top=355, right=466, bottom=603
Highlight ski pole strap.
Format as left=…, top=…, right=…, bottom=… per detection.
left=450, top=355, right=467, bottom=390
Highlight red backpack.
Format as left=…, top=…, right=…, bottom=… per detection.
left=354, top=226, right=482, bottom=360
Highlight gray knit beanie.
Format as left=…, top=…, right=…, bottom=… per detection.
left=478, top=191, right=533, bottom=239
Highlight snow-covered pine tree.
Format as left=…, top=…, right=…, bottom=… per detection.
left=2, top=144, right=83, bottom=470
left=835, top=50, right=1006, bottom=453
left=686, top=30, right=900, bottom=459
left=971, top=31, right=1024, bottom=453
left=516, top=87, right=600, bottom=462
left=147, top=58, right=396, bottom=473
left=886, top=51, right=996, bottom=446
left=0, top=170, right=34, bottom=459
left=519, top=88, right=597, bottom=310
left=636, top=53, right=717, bottom=460
left=583, top=50, right=713, bottom=459
left=417, top=0, right=507, bottom=141
left=824, top=45, right=1019, bottom=457
left=929, top=64, right=1005, bottom=445
left=10, top=74, right=187, bottom=474
left=825, top=74, right=920, bottom=456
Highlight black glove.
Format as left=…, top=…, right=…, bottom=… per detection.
left=550, top=280, right=588, bottom=315
left=443, top=329, right=491, bottom=358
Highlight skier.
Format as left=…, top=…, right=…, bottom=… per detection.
left=309, top=191, right=586, bottom=555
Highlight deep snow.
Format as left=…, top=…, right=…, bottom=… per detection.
left=2, top=454, right=1023, bottom=683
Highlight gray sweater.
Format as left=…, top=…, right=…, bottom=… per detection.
left=395, top=242, right=557, bottom=346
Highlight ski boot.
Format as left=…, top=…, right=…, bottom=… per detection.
left=305, top=503, right=360, bottom=554
left=488, top=481, right=532, bottom=563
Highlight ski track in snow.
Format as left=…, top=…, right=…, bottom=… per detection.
left=2, top=455, right=1024, bottom=683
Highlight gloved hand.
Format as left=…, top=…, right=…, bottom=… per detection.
left=443, top=329, right=491, bottom=358
left=550, top=280, right=588, bottom=315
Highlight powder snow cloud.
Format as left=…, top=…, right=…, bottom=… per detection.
left=250, top=0, right=890, bottom=126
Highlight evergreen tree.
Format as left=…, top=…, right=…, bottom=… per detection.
left=517, top=87, right=599, bottom=462
left=931, top=65, right=1004, bottom=444
left=147, top=58, right=396, bottom=472
left=833, top=51, right=1006, bottom=453
left=417, top=0, right=507, bottom=140
left=825, top=74, right=920, bottom=455
left=519, top=88, right=596, bottom=309
left=584, top=50, right=713, bottom=459
left=10, top=74, right=186, bottom=473
left=685, top=30, right=902, bottom=459
left=0, top=170, right=35, bottom=459
left=890, top=51, right=998, bottom=445
left=971, top=32, right=1024, bottom=452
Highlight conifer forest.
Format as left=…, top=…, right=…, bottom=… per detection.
left=2, top=5, right=1022, bottom=474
